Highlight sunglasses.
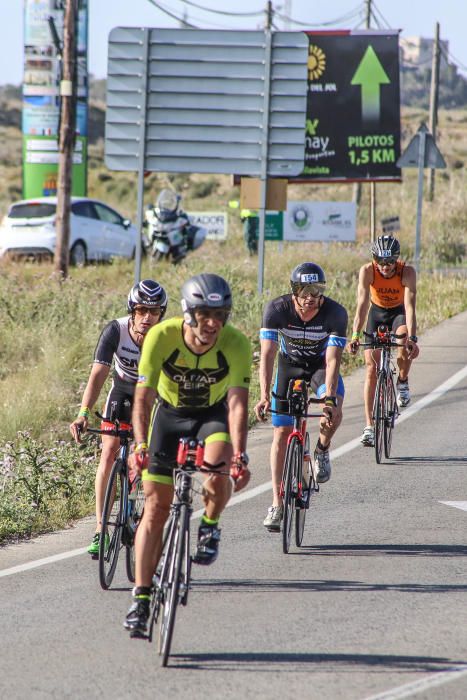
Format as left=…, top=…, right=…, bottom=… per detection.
left=292, top=283, right=324, bottom=298
left=194, top=307, right=230, bottom=323
left=374, top=256, right=398, bottom=266
left=134, top=306, right=163, bottom=317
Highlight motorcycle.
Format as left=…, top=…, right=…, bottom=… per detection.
left=143, top=189, right=207, bottom=264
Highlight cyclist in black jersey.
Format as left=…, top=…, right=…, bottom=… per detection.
left=70, top=279, right=167, bottom=556
left=255, top=262, right=348, bottom=532
left=123, top=274, right=252, bottom=635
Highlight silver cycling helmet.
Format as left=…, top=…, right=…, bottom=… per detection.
left=127, top=279, right=168, bottom=317
left=180, top=273, right=232, bottom=327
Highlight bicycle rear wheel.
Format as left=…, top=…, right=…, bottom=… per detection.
left=159, top=505, right=189, bottom=667
left=282, top=436, right=302, bottom=554
left=374, top=373, right=386, bottom=464
left=125, top=476, right=145, bottom=583
left=384, top=375, right=397, bottom=458
left=296, top=432, right=311, bottom=547
left=99, top=459, right=125, bottom=590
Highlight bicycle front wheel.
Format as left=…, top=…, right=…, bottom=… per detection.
left=99, top=459, right=125, bottom=590
left=384, top=374, right=397, bottom=458
left=159, top=505, right=189, bottom=667
left=296, top=431, right=311, bottom=547
left=125, top=476, right=145, bottom=583
left=282, top=436, right=302, bottom=554
left=374, top=373, right=386, bottom=464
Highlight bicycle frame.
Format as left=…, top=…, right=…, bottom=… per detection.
left=362, top=326, right=403, bottom=463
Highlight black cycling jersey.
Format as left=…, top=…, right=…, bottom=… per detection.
left=93, top=316, right=140, bottom=383
left=260, top=294, right=348, bottom=370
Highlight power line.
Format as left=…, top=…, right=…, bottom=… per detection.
left=275, top=3, right=363, bottom=29
left=146, top=0, right=198, bottom=27
left=370, top=1, right=392, bottom=30
left=178, top=0, right=263, bottom=17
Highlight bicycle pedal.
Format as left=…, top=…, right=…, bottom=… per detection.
left=129, top=629, right=148, bottom=640
left=90, top=553, right=99, bottom=560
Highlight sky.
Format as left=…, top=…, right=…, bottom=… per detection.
left=1, top=0, right=466, bottom=85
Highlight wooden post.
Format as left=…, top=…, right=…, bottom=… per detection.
left=54, top=0, right=78, bottom=278
left=428, top=23, right=440, bottom=201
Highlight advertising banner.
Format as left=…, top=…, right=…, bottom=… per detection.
left=283, top=201, right=356, bottom=241
left=297, top=30, right=401, bottom=182
left=249, top=202, right=355, bottom=242
left=22, top=0, right=88, bottom=198
left=189, top=212, right=228, bottom=241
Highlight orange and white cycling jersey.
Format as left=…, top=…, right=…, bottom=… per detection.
left=370, top=260, right=405, bottom=308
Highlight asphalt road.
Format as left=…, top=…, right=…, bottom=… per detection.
left=1, top=311, right=467, bottom=700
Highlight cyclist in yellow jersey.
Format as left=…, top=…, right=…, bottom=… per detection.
left=348, top=235, right=419, bottom=447
left=123, top=274, right=252, bottom=635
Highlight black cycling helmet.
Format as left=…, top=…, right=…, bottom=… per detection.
left=127, top=279, right=168, bottom=317
left=370, top=234, right=400, bottom=259
left=290, top=262, right=326, bottom=296
left=181, top=273, right=232, bottom=327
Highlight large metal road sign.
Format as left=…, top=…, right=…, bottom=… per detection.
left=105, top=27, right=309, bottom=286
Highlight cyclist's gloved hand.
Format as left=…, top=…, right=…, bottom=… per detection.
left=129, top=442, right=149, bottom=474
left=230, top=453, right=250, bottom=492
left=254, top=398, right=270, bottom=422
left=70, top=415, right=88, bottom=444
left=348, top=331, right=361, bottom=355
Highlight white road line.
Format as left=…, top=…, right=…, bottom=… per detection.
left=364, top=664, right=467, bottom=700
left=440, top=501, right=467, bottom=512
left=0, top=547, right=88, bottom=579
left=1, top=363, right=466, bottom=580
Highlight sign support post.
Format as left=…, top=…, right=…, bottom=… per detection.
left=414, top=125, right=426, bottom=274
left=134, top=28, right=149, bottom=284
left=257, top=29, right=273, bottom=295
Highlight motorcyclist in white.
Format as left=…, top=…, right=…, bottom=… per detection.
left=144, top=189, right=206, bottom=263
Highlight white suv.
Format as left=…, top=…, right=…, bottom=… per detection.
left=0, top=197, right=137, bottom=265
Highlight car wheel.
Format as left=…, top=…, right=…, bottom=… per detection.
left=70, top=241, right=87, bottom=267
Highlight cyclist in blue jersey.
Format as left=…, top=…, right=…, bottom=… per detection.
left=255, top=262, right=348, bottom=531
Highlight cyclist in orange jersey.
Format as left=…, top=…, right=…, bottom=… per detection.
left=348, top=235, right=419, bottom=447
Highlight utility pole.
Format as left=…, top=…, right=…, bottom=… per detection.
left=54, top=0, right=78, bottom=278
left=428, top=23, right=440, bottom=201
left=265, top=1, right=273, bottom=29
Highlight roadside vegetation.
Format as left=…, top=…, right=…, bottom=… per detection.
left=0, top=105, right=465, bottom=543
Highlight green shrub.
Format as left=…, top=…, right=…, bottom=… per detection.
left=0, top=432, right=97, bottom=543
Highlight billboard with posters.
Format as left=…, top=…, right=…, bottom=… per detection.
left=298, top=30, right=401, bottom=182
left=22, top=0, right=88, bottom=198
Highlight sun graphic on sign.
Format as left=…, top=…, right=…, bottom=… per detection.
left=308, top=45, right=326, bottom=80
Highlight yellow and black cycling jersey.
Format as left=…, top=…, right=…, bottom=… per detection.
left=137, top=317, right=251, bottom=410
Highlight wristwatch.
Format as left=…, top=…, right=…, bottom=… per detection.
left=324, top=396, right=338, bottom=407
left=234, top=451, right=249, bottom=466
left=409, top=335, right=418, bottom=343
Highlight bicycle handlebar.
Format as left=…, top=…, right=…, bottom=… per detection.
left=360, top=329, right=407, bottom=349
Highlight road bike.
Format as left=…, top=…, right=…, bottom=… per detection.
left=362, top=325, right=406, bottom=464
left=272, top=379, right=322, bottom=554
left=87, top=405, right=144, bottom=589
left=142, top=438, right=232, bottom=667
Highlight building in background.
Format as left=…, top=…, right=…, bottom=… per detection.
left=23, top=0, right=88, bottom=198
left=400, top=36, right=450, bottom=73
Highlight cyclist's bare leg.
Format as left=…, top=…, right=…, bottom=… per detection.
left=270, top=425, right=292, bottom=507
left=202, top=440, right=234, bottom=520
left=318, top=395, right=343, bottom=447
left=94, top=434, right=121, bottom=532
left=134, top=481, right=173, bottom=588
left=395, top=323, right=411, bottom=380
left=364, top=347, right=379, bottom=426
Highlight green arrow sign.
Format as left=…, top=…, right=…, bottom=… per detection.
left=351, top=45, right=390, bottom=124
